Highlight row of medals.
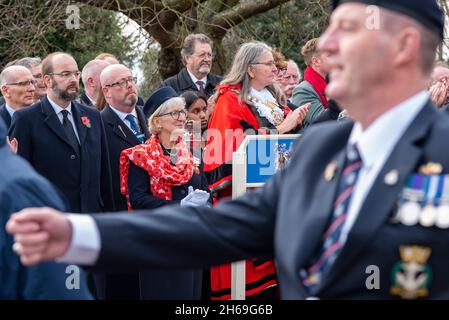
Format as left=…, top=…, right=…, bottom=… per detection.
left=391, top=188, right=449, bottom=228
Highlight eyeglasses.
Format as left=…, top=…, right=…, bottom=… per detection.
left=105, top=77, right=137, bottom=88
left=5, top=80, right=37, bottom=87
left=252, top=61, right=277, bottom=67
left=48, top=71, right=81, bottom=78
left=157, top=110, right=187, bottom=120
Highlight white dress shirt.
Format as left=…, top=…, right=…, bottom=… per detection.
left=5, top=104, right=16, bottom=118
left=85, top=93, right=96, bottom=106
left=47, top=97, right=80, bottom=143
left=108, top=105, right=139, bottom=132
left=340, top=90, right=428, bottom=245
left=187, top=69, right=207, bottom=91
left=60, top=91, right=429, bottom=266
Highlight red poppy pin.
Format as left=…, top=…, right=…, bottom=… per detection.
left=81, top=116, right=91, bottom=128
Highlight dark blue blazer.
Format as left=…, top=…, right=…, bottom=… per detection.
left=99, top=104, right=150, bottom=300
left=0, top=119, right=92, bottom=299
left=0, top=104, right=11, bottom=128
left=101, top=104, right=150, bottom=211
left=9, top=96, right=114, bottom=213
left=91, top=100, right=449, bottom=299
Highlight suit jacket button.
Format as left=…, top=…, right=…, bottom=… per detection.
left=70, top=154, right=76, bottom=160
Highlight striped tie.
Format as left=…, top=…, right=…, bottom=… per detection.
left=302, top=144, right=362, bottom=290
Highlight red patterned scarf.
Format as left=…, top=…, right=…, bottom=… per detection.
left=304, top=66, right=328, bottom=109
left=120, top=134, right=195, bottom=209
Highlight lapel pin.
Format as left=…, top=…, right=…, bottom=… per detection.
left=324, top=160, right=337, bottom=182
left=419, top=162, right=443, bottom=175
left=118, top=125, right=127, bottom=138
left=384, top=169, right=399, bottom=186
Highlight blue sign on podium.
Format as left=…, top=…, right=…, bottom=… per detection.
left=231, top=134, right=300, bottom=300
left=245, top=136, right=298, bottom=184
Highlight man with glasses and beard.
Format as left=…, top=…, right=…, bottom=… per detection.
left=98, top=64, right=150, bottom=300
left=8, top=52, right=114, bottom=215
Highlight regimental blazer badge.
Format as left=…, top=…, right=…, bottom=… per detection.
left=390, top=245, right=432, bottom=299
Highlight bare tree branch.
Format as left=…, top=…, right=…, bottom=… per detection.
left=210, top=0, right=291, bottom=33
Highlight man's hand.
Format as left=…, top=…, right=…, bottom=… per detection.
left=6, top=207, right=72, bottom=266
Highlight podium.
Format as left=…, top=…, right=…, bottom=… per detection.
left=231, top=134, right=300, bottom=299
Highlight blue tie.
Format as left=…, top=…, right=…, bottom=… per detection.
left=125, top=114, right=145, bottom=143
left=302, top=144, right=362, bottom=291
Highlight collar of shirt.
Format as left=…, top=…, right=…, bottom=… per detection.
left=348, top=90, right=429, bottom=170
left=340, top=90, right=429, bottom=245
left=85, top=93, right=96, bottom=106
left=5, top=104, right=15, bottom=118
left=187, top=69, right=207, bottom=88
left=108, top=105, right=137, bottom=123
left=48, top=96, right=73, bottom=116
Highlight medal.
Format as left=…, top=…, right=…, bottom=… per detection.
left=419, top=204, right=437, bottom=227
left=399, top=201, right=420, bottom=226
left=436, top=205, right=449, bottom=228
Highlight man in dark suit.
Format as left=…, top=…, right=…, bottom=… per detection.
left=100, top=64, right=150, bottom=211
left=0, top=65, right=36, bottom=128
left=98, top=64, right=150, bottom=300
left=0, top=118, right=92, bottom=299
left=8, top=52, right=114, bottom=214
left=79, top=59, right=110, bottom=108
left=161, top=33, right=222, bottom=98
left=7, top=0, right=449, bottom=300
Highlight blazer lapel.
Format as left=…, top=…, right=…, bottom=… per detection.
left=72, top=103, right=87, bottom=146
left=136, top=105, right=151, bottom=140
left=319, top=102, right=438, bottom=292
left=293, top=122, right=354, bottom=271
left=104, top=105, right=139, bottom=145
left=41, top=97, right=75, bottom=149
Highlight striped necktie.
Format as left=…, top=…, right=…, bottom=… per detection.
left=125, top=114, right=145, bottom=144
left=302, top=144, right=362, bottom=290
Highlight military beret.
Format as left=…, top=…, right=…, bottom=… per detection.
left=332, top=0, right=445, bottom=40
left=144, top=86, right=179, bottom=118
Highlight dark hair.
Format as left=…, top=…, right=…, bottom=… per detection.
left=180, top=90, right=208, bottom=110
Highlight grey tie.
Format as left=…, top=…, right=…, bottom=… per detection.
left=61, top=110, right=80, bottom=154
left=196, top=80, right=205, bottom=94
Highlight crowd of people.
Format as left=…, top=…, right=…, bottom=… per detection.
left=3, top=0, right=449, bottom=300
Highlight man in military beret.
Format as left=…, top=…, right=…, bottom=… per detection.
left=7, top=0, right=449, bottom=299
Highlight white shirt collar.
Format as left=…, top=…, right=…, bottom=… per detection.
left=108, top=104, right=137, bottom=123
left=85, top=93, right=96, bottom=105
left=5, top=104, right=16, bottom=118
left=348, top=90, right=429, bottom=169
left=47, top=96, right=73, bottom=115
left=187, top=69, right=207, bottom=86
